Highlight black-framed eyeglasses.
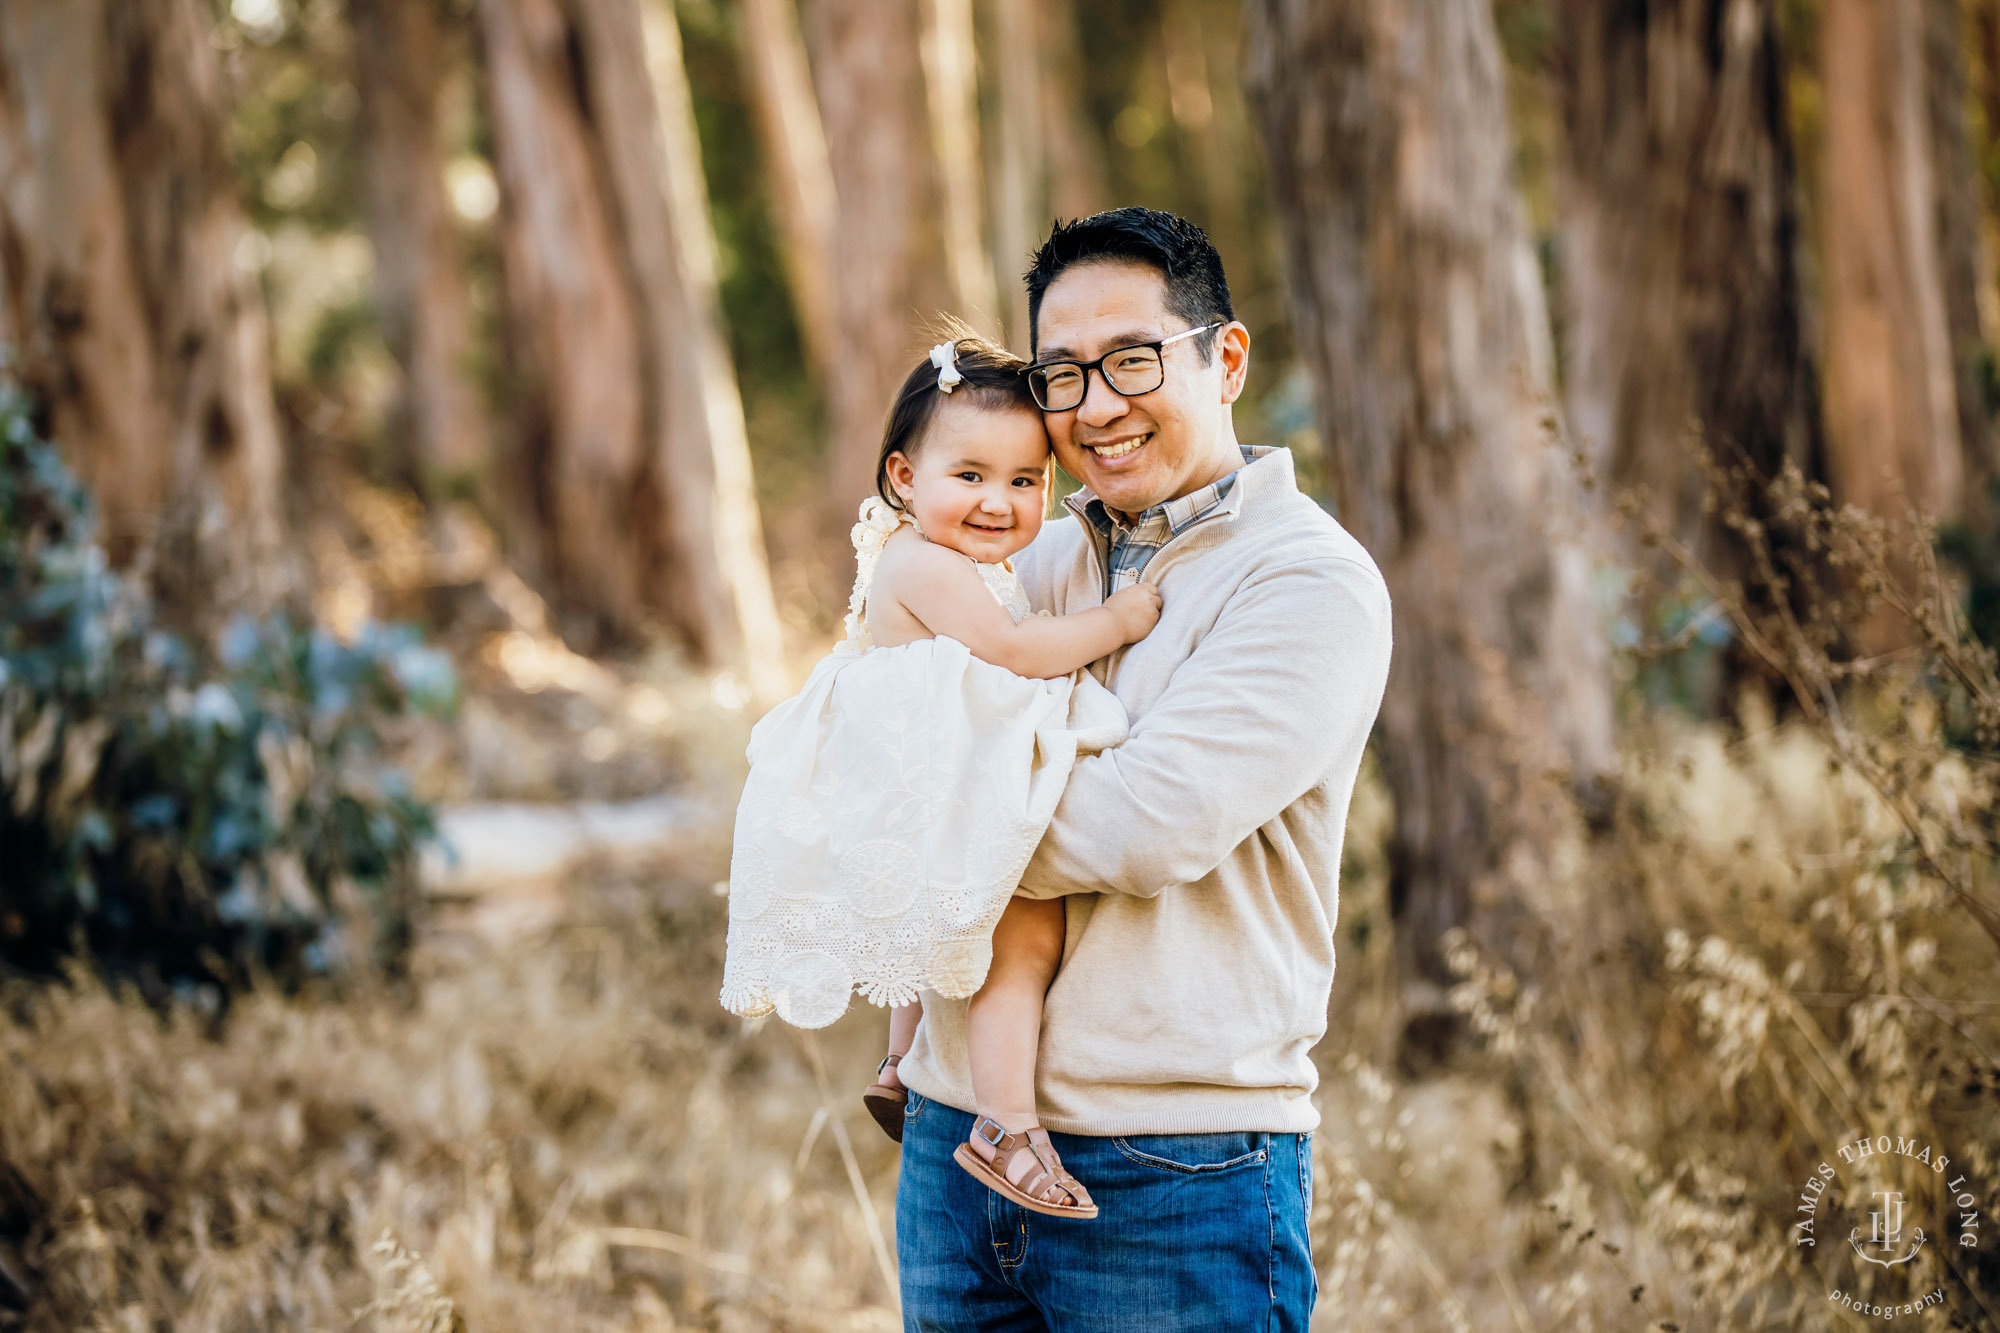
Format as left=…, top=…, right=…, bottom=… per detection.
left=1023, top=321, right=1225, bottom=412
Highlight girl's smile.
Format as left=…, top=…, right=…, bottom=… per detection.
left=883, top=398, right=1051, bottom=564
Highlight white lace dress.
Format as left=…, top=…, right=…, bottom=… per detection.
left=719, top=498, right=1129, bottom=1028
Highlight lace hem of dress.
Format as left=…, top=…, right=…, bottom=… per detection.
left=718, top=883, right=1021, bottom=1020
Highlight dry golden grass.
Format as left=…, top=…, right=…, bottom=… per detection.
left=6, top=691, right=1995, bottom=1330
left=2, top=833, right=911, bottom=1332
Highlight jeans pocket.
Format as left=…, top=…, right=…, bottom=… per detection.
left=903, top=1089, right=927, bottom=1125
left=1111, top=1131, right=1270, bottom=1175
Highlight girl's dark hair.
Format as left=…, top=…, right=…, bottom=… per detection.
left=875, top=328, right=1039, bottom=511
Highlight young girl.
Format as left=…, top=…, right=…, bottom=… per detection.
left=720, top=333, right=1159, bottom=1219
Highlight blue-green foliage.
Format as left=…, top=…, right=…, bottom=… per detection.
left=0, top=380, right=453, bottom=991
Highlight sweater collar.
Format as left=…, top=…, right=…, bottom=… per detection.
left=1063, top=444, right=1286, bottom=533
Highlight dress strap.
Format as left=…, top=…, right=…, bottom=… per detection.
left=841, top=497, right=911, bottom=650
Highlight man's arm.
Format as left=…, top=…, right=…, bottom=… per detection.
left=1014, top=556, right=1392, bottom=899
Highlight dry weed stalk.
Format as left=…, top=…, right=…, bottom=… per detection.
left=1496, top=452, right=2000, bottom=1324
left=355, top=1232, right=462, bottom=1333
left=1630, top=450, right=2000, bottom=954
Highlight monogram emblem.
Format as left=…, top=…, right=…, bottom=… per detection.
left=1848, top=1190, right=1925, bottom=1268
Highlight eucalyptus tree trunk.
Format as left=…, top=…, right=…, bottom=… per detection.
left=987, top=0, right=1114, bottom=350
left=1160, top=0, right=1247, bottom=273
left=1038, top=0, right=1110, bottom=228
left=349, top=0, right=490, bottom=494
left=0, top=0, right=286, bottom=621
left=639, top=0, right=787, bottom=700
left=738, top=0, right=840, bottom=387
left=1925, top=0, right=1993, bottom=500
left=1247, top=0, right=1614, bottom=1013
left=1819, top=0, right=1992, bottom=650
left=920, top=0, right=996, bottom=328
left=1553, top=0, right=1824, bottom=583
left=801, top=0, right=952, bottom=515
left=477, top=0, right=781, bottom=671
left=988, top=0, right=1045, bottom=350
left=1822, top=0, right=1966, bottom=529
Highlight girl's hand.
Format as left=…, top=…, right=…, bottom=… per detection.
left=1104, top=584, right=1163, bottom=643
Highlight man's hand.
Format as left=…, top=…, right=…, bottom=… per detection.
left=1103, top=584, right=1163, bottom=643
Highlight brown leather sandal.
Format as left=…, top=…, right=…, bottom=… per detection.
left=952, top=1116, right=1099, bottom=1220
left=861, top=1054, right=906, bottom=1143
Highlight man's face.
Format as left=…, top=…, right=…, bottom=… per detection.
left=1032, top=260, right=1249, bottom=516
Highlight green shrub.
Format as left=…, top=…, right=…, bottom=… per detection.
left=0, top=378, right=452, bottom=995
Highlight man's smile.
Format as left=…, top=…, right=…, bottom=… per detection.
left=1082, top=431, right=1153, bottom=463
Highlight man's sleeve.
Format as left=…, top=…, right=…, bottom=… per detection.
left=1014, top=556, right=1392, bottom=899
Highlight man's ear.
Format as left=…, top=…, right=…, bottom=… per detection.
left=1217, top=322, right=1251, bottom=405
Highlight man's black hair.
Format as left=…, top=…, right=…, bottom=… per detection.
left=1024, top=207, right=1234, bottom=362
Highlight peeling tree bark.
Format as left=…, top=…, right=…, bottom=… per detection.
left=1921, top=0, right=1992, bottom=494
left=1161, top=0, right=1246, bottom=267
left=1038, top=0, right=1110, bottom=228
left=1248, top=0, right=1614, bottom=1012
left=349, top=0, right=490, bottom=494
left=988, top=0, right=1044, bottom=350
left=479, top=0, right=645, bottom=649
left=0, top=0, right=286, bottom=621
left=1553, top=0, right=1825, bottom=587
left=738, top=0, right=840, bottom=387
left=802, top=0, right=951, bottom=516
left=920, top=0, right=995, bottom=329
left=1822, top=0, right=1965, bottom=528
left=639, top=0, right=787, bottom=700
left=477, top=0, right=780, bottom=669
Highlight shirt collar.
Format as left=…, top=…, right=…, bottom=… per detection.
left=1064, top=444, right=1271, bottom=539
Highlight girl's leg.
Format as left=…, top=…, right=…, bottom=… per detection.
left=863, top=999, right=923, bottom=1142
left=955, top=896, right=1094, bottom=1215
left=880, top=1000, right=921, bottom=1091
left=966, top=894, right=1065, bottom=1132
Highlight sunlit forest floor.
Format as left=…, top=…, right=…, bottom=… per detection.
left=7, top=490, right=1999, bottom=1332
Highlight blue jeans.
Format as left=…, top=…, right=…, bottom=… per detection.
left=894, top=1091, right=1317, bottom=1331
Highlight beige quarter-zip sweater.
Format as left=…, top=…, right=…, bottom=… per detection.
left=897, top=446, right=1393, bottom=1135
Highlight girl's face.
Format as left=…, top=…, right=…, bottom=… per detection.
left=885, top=399, right=1050, bottom=563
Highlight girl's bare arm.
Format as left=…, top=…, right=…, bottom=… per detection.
left=879, top=541, right=1159, bottom=679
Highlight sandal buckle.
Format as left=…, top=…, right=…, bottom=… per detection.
left=975, top=1116, right=1007, bottom=1147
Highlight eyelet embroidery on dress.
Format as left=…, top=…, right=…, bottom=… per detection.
left=840, top=839, right=924, bottom=919
left=728, top=845, right=774, bottom=922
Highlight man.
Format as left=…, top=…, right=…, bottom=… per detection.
left=893, top=207, right=1393, bottom=1330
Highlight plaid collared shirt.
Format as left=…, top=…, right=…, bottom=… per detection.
left=1065, top=445, right=1267, bottom=594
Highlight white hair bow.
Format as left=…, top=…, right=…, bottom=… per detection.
left=929, top=341, right=964, bottom=394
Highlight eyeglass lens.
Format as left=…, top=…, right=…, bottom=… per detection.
left=1030, top=346, right=1164, bottom=411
